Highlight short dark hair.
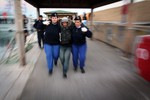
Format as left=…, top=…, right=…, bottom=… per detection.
left=39, top=15, right=43, bottom=17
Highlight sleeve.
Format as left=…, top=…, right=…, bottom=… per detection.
left=69, top=22, right=75, bottom=31
left=43, top=24, right=47, bottom=31
left=33, top=21, right=38, bottom=29
left=85, top=29, right=93, bottom=38
left=81, top=24, right=93, bottom=38
left=41, top=21, right=46, bottom=30
left=59, top=24, right=61, bottom=33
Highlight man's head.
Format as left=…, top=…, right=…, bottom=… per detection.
left=23, top=15, right=26, bottom=19
left=61, top=17, right=68, bottom=27
left=39, top=15, right=43, bottom=20
left=74, top=16, right=82, bottom=28
left=51, top=12, right=58, bottom=24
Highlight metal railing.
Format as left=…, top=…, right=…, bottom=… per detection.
left=0, top=32, right=36, bottom=65
left=0, top=36, right=16, bottom=64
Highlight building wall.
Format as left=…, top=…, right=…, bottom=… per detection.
left=130, top=1, right=150, bottom=22
left=92, top=7, right=122, bottom=22
left=89, top=1, right=150, bottom=54
left=89, top=1, right=150, bottom=22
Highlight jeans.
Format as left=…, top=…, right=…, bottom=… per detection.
left=60, top=46, right=71, bottom=74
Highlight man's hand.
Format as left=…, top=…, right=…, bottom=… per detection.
left=43, top=21, right=50, bottom=25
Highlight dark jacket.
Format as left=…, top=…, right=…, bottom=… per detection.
left=60, top=20, right=73, bottom=47
left=71, top=24, right=92, bottom=45
left=44, top=23, right=61, bottom=45
left=33, top=20, right=45, bottom=31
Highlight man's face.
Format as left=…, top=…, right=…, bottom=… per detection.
left=75, top=20, right=81, bottom=27
left=62, top=22, right=68, bottom=27
left=39, top=17, right=42, bottom=20
left=51, top=17, right=58, bottom=23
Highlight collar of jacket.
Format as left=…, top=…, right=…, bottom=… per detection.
left=52, top=23, right=57, bottom=25
left=76, top=26, right=81, bottom=29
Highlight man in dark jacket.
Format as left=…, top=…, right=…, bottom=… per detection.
left=71, top=16, right=92, bottom=73
left=33, top=15, right=45, bottom=48
left=59, top=17, right=72, bottom=78
left=44, top=13, right=61, bottom=75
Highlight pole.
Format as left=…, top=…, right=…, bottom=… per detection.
left=123, top=0, right=134, bottom=58
left=14, top=0, right=26, bottom=66
left=37, top=8, right=40, bottom=17
left=90, top=8, right=94, bottom=27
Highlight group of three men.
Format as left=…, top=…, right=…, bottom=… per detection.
left=34, top=13, right=92, bottom=78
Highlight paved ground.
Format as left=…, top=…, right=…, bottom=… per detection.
left=19, top=40, right=150, bottom=100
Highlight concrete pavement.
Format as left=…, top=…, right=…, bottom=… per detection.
left=19, top=40, right=150, bottom=100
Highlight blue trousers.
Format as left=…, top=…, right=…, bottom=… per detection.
left=60, top=46, right=71, bottom=74
left=44, top=44, right=60, bottom=71
left=72, top=44, right=87, bottom=69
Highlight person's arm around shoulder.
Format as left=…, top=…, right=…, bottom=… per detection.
left=86, top=29, right=92, bottom=38
left=81, top=24, right=92, bottom=38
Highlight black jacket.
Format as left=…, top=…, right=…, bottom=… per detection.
left=33, top=20, right=45, bottom=31
left=60, top=20, right=73, bottom=47
left=71, top=24, right=92, bottom=45
left=44, top=23, right=61, bottom=45
left=60, top=27, right=72, bottom=47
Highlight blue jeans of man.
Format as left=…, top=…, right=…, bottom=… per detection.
left=60, top=46, right=71, bottom=74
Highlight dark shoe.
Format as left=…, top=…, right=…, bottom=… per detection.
left=63, top=73, right=67, bottom=78
left=49, top=70, right=53, bottom=75
left=81, top=68, right=85, bottom=73
left=74, top=67, right=78, bottom=72
left=54, top=61, right=57, bottom=66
